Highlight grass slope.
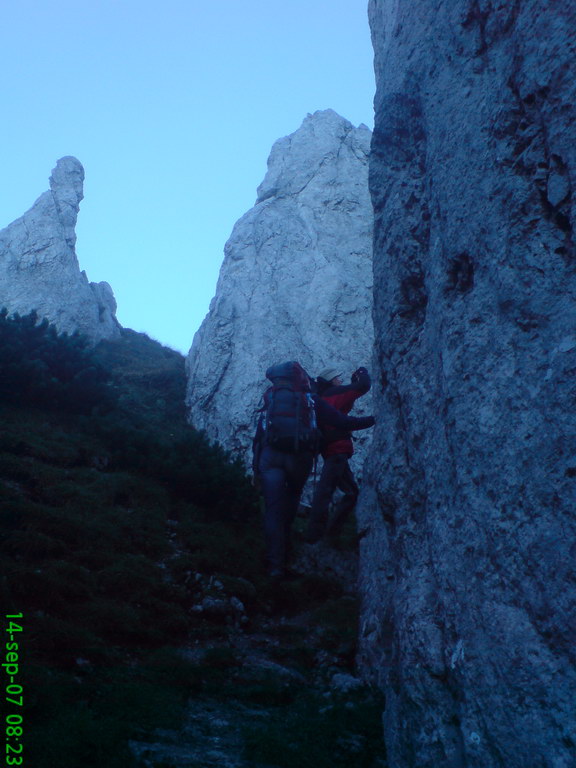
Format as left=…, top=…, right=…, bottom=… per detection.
left=0, top=324, right=386, bottom=767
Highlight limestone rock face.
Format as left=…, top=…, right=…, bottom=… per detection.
left=0, top=157, right=120, bottom=342
left=186, top=110, right=374, bottom=466
left=359, top=2, right=576, bottom=767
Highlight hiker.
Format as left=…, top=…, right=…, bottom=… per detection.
left=253, top=361, right=375, bottom=580
left=305, top=366, right=371, bottom=544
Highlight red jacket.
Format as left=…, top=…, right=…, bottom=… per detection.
left=318, top=368, right=371, bottom=458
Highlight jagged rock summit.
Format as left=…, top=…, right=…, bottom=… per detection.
left=0, top=157, right=120, bottom=342
left=186, top=109, right=374, bottom=465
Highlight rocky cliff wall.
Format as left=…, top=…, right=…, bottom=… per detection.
left=0, top=157, right=120, bottom=343
left=358, top=2, right=576, bottom=767
left=186, top=110, right=374, bottom=468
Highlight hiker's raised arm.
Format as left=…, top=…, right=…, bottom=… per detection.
left=314, top=396, right=374, bottom=432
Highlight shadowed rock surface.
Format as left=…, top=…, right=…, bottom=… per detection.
left=358, top=2, right=576, bottom=767
left=186, top=110, right=374, bottom=468
left=0, top=157, right=120, bottom=342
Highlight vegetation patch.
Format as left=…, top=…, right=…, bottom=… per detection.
left=243, top=688, right=386, bottom=768
left=0, top=314, right=386, bottom=766
left=0, top=316, right=263, bottom=766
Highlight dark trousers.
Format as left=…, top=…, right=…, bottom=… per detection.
left=306, top=454, right=359, bottom=543
left=258, top=446, right=313, bottom=574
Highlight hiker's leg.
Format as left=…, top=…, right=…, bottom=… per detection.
left=284, top=453, right=314, bottom=560
left=285, top=452, right=314, bottom=522
left=327, top=459, right=359, bottom=535
left=259, top=448, right=290, bottom=574
left=305, top=455, right=341, bottom=543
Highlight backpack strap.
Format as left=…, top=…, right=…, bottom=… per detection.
left=294, top=393, right=301, bottom=453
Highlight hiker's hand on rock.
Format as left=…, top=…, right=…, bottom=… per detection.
left=351, top=367, right=368, bottom=383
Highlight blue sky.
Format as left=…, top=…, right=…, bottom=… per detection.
left=1, top=0, right=375, bottom=353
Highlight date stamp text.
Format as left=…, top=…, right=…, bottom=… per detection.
left=3, top=614, right=24, bottom=767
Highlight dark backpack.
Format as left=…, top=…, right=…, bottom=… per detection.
left=258, top=361, right=319, bottom=454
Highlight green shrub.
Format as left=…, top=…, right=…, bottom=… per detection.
left=243, top=689, right=386, bottom=768
left=0, top=309, right=117, bottom=413
left=0, top=322, right=267, bottom=767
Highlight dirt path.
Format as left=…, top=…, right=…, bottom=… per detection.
left=129, top=541, right=387, bottom=768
